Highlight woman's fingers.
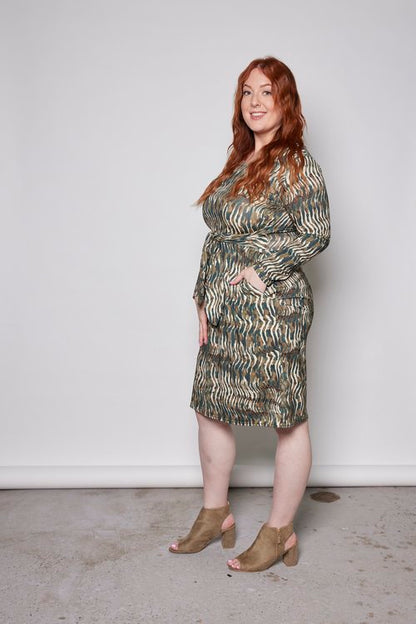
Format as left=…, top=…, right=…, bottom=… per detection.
left=199, top=320, right=208, bottom=345
left=200, top=318, right=208, bottom=345
left=200, top=312, right=208, bottom=345
left=229, top=270, right=243, bottom=285
left=245, top=266, right=267, bottom=292
left=230, top=268, right=265, bottom=292
left=196, top=302, right=208, bottom=346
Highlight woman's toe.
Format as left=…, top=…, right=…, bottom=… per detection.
left=170, top=542, right=178, bottom=550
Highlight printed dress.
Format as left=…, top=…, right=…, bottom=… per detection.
left=189, top=148, right=330, bottom=428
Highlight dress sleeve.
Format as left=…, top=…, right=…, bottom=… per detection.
left=251, top=149, right=331, bottom=286
left=192, top=232, right=210, bottom=304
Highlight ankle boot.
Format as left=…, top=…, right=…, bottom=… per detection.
left=227, top=521, right=298, bottom=572
left=169, top=501, right=236, bottom=554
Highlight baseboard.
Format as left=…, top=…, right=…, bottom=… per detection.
left=0, top=464, right=415, bottom=488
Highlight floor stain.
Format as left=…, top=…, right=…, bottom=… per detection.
left=134, top=490, right=151, bottom=499
left=81, top=541, right=128, bottom=567
left=310, top=490, right=340, bottom=503
left=265, top=571, right=282, bottom=582
left=355, top=535, right=389, bottom=550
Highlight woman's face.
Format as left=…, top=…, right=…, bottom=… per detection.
left=240, top=68, right=282, bottom=139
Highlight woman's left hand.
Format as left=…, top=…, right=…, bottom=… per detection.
left=229, top=266, right=267, bottom=293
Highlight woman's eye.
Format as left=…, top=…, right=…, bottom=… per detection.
left=242, top=89, right=272, bottom=96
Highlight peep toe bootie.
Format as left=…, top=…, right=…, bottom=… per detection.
left=169, top=501, right=236, bottom=554
left=227, top=521, right=298, bottom=572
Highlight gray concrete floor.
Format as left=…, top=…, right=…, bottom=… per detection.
left=0, top=487, right=415, bottom=624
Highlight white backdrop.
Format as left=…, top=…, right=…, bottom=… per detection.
left=1, top=0, right=415, bottom=487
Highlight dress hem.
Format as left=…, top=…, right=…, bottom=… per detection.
left=189, top=401, right=309, bottom=429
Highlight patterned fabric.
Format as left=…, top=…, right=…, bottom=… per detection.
left=190, top=148, right=330, bottom=427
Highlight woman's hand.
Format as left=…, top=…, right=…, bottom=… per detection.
left=194, top=299, right=208, bottom=346
left=229, top=266, right=267, bottom=293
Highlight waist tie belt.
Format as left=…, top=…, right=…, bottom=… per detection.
left=198, top=229, right=268, bottom=327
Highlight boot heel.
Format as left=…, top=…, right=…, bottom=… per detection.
left=221, top=525, right=236, bottom=549
left=283, top=541, right=298, bottom=566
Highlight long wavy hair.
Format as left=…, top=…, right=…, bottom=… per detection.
left=196, top=56, right=306, bottom=204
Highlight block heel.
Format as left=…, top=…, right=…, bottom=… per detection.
left=283, top=540, right=298, bottom=566
left=221, top=524, right=236, bottom=549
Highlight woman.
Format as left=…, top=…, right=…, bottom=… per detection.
left=169, top=56, right=330, bottom=572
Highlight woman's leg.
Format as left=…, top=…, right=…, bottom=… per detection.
left=170, top=411, right=236, bottom=550
left=227, top=419, right=312, bottom=568
left=268, top=419, right=312, bottom=527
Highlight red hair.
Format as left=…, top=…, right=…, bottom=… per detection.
left=196, top=56, right=306, bottom=204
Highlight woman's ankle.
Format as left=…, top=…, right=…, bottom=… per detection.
left=221, top=513, right=235, bottom=531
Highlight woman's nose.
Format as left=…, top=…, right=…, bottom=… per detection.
left=250, top=93, right=260, bottom=106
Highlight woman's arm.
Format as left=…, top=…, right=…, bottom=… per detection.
left=251, top=150, right=331, bottom=286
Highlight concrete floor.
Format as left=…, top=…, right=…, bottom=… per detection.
left=0, top=487, right=414, bottom=624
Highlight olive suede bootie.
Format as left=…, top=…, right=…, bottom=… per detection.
left=169, top=501, right=236, bottom=554
left=227, top=521, right=298, bottom=572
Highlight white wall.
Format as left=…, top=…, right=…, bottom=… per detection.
left=1, top=0, right=415, bottom=487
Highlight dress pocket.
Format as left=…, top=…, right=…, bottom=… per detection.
left=270, top=297, right=314, bottom=351
left=240, top=278, right=266, bottom=296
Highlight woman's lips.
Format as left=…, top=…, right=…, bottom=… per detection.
left=250, top=112, right=266, bottom=119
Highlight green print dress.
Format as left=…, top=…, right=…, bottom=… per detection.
left=189, top=148, right=330, bottom=428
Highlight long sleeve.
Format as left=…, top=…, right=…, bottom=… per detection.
left=192, top=232, right=210, bottom=305
left=251, top=150, right=331, bottom=286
